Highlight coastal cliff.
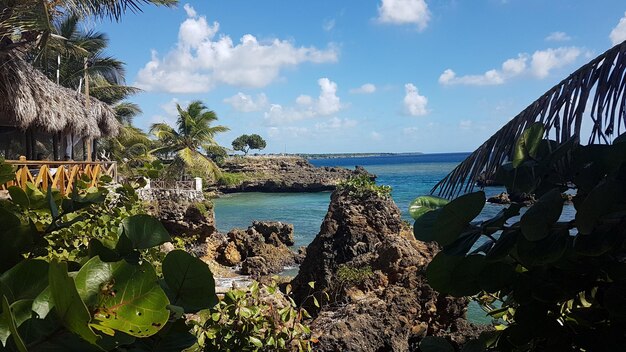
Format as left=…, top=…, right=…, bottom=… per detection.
left=210, top=156, right=372, bottom=193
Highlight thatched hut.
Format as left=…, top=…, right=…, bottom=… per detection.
left=0, top=51, right=119, bottom=160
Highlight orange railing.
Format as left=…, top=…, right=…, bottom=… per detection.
left=1, top=159, right=118, bottom=196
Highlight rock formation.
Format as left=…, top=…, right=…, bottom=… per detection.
left=291, top=189, right=482, bottom=351
left=146, top=198, right=217, bottom=239
left=212, top=156, right=373, bottom=193
left=205, top=221, right=299, bottom=277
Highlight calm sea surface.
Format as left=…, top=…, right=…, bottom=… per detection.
left=213, top=153, right=575, bottom=324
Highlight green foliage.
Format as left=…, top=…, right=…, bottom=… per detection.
left=0, top=161, right=218, bottom=351
left=192, top=280, right=314, bottom=351
left=232, top=134, right=267, bottom=155
left=412, top=124, right=626, bottom=351
left=336, top=264, right=373, bottom=284
left=337, top=174, right=392, bottom=198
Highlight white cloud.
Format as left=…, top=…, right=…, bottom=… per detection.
left=403, top=127, right=418, bottom=136
left=296, top=95, right=313, bottom=106
left=267, top=126, right=309, bottom=138
left=323, top=18, right=336, bottom=32
left=530, top=47, right=581, bottom=78
left=223, top=93, right=268, bottom=112
left=315, top=117, right=357, bottom=130
left=439, top=47, right=581, bottom=86
left=545, top=31, right=571, bottom=42
left=316, top=78, right=341, bottom=115
left=136, top=4, right=339, bottom=93
left=610, top=12, right=626, bottom=46
left=370, top=131, right=382, bottom=141
left=377, top=0, right=431, bottom=31
left=150, top=98, right=188, bottom=126
left=403, top=83, right=429, bottom=116
left=349, top=83, right=377, bottom=94
left=263, top=78, right=344, bottom=126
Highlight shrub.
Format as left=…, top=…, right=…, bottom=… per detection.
left=192, top=280, right=314, bottom=351
left=338, top=174, right=391, bottom=198
left=412, top=124, right=626, bottom=351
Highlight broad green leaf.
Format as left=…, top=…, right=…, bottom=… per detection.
left=0, top=259, right=49, bottom=303
left=515, top=230, right=568, bottom=266
left=512, top=123, right=545, bottom=167
left=486, top=229, right=519, bottom=262
left=32, top=286, right=54, bottom=319
left=121, top=214, right=171, bottom=250
left=478, top=263, right=516, bottom=292
left=520, top=188, right=563, bottom=241
left=449, top=255, right=488, bottom=296
left=49, top=261, right=100, bottom=345
left=425, top=253, right=463, bottom=295
left=576, top=180, right=624, bottom=234
left=432, top=191, right=485, bottom=246
left=409, top=195, right=449, bottom=220
left=7, top=186, right=29, bottom=209
left=46, top=186, right=59, bottom=218
left=413, top=208, right=442, bottom=242
left=1, top=296, right=27, bottom=351
left=249, top=336, right=263, bottom=348
left=88, top=239, right=121, bottom=262
left=0, top=208, right=20, bottom=229
left=443, top=230, right=482, bottom=256
left=0, top=161, right=14, bottom=185
left=420, top=336, right=455, bottom=352
left=162, top=250, right=218, bottom=312
left=461, top=340, right=486, bottom=352
left=75, top=256, right=169, bottom=338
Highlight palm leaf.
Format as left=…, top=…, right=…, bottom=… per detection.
left=432, top=40, right=626, bottom=198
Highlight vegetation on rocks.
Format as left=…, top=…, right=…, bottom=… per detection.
left=232, top=134, right=267, bottom=156
left=337, top=174, right=391, bottom=198
left=412, top=124, right=626, bottom=351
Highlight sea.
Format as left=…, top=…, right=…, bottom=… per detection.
left=213, top=152, right=575, bottom=324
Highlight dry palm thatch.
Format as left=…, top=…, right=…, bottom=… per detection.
left=432, top=40, right=626, bottom=198
left=0, top=51, right=119, bottom=138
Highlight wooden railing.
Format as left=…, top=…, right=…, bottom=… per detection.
left=1, top=159, right=118, bottom=196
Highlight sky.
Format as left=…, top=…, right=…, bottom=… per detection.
left=95, top=0, right=626, bottom=154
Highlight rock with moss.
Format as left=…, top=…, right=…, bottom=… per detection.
left=291, top=188, right=482, bottom=352
left=146, top=198, right=217, bottom=239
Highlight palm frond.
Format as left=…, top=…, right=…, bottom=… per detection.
left=177, top=147, right=221, bottom=181
left=432, top=40, right=626, bottom=198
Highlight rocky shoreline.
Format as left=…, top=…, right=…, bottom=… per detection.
left=209, top=155, right=373, bottom=193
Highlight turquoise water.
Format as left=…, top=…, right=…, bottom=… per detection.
left=213, top=153, right=574, bottom=324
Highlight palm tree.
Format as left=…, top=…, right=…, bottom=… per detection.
left=432, top=40, right=626, bottom=198
left=0, top=0, right=177, bottom=53
left=151, top=101, right=230, bottom=181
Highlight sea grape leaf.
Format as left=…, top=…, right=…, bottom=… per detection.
left=409, top=195, right=449, bottom=220
left=513, top=123, right=545, bottom=167
left=420, top=336, right=455, bottom=352
left=74, top=256, right=169, bottom=338
left=162, top=250, right=218, bottom=312
left=486, top=229, right=519, bottom=262
left=576, top=180, right=624, bottom=234
left=515, top=230, right=568, bottom=266
left=49, top=261, right=100, bottom=346
left=32, top=286, right=54, bottom=320
left=425, top=253, right=462, bottom=295
left=520, top=188, right=563, bottom=241
left=0, top=295, right=26, bottom=351
left=0, top=259, right=49, bottom=303
left=461, top=339, right=486, bottom=352
left=432, top=191, right=485, bottom=246
left=443, top=230, right=482, bottom=256
left=7, top=186, right=29, bottom=209
left=449, top=255, right=488, bottom=296
left=413, top=209, right=442, bottom=242
left=121, top=214, right=171, bottom=250
left=0, top=161, right=14, bottom=185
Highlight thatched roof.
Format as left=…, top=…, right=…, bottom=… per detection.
left=0, top=51, right=119, bottom=138
left=432, top=40, right=626, bottom=198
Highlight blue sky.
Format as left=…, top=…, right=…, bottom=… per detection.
left=97, top=0, right=626, bottom=154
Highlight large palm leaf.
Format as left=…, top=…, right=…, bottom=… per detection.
left=433, top=40, right=626, bottom=198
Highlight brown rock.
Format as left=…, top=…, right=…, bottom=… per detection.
left=220, top=242, right=242, bottom=266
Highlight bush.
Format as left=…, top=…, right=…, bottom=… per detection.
left=0, top=169, right=218, bottom=351
left=337, top=175, right=391, bottom=198
left=192, top=280, right=314, bottom=351
left=412, top=124, right=626, bottom=351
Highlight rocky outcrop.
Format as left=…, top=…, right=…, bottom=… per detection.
left=211, top=156, right=374, bottom=193
left=146, top=199, right=217, bottom=239
left=205, top=221, right=299, bottom=277
left=291, top=189, right=481, bottom=352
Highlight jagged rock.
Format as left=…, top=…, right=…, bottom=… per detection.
left=241, top=256, right=271, bottom=276
left=294, top=246, right=307, bottom=264
left=487, top=192, right=511, bottom=204
left=211, top=156, right=374, bottom=193
left=291, top=189, right=481, bottom=352
left=146, top=199, right=216, bottom=239
left=252, top=221, right=295, bottom=246
left=220, top=242, right=242, bottom=266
